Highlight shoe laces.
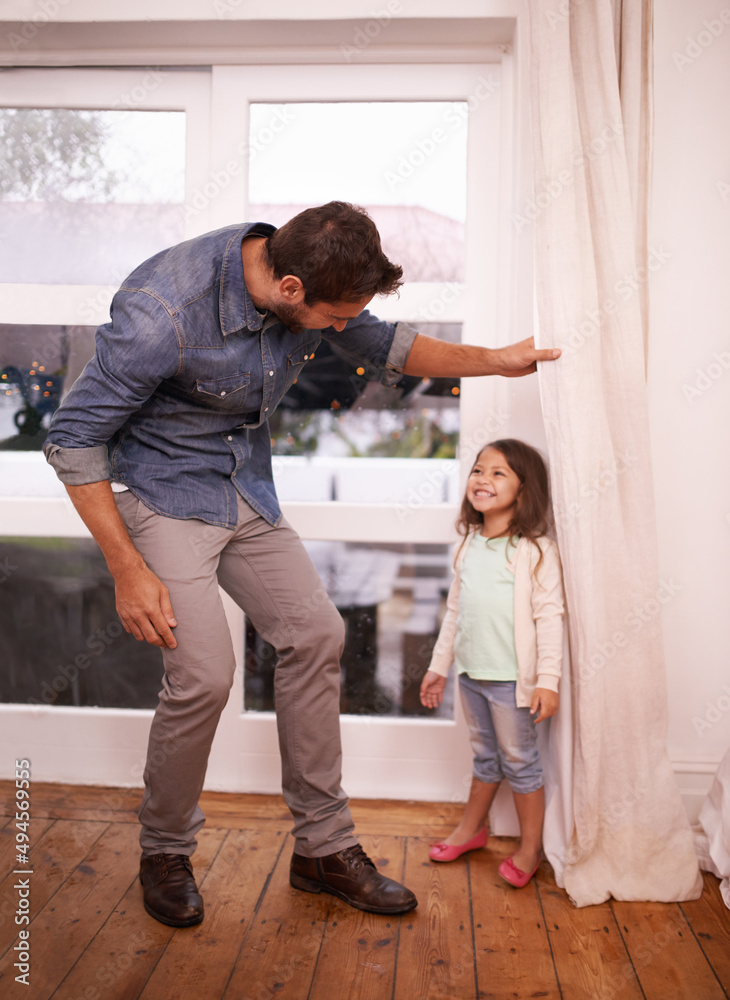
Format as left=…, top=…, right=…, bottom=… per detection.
left=160, top=854, right=193, bottom=878
left=338, top=844, right=375, bottom=870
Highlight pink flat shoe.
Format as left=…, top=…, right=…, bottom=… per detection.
left=428, top=828, right=488, bottom=862
left=498, top=855, right=540, bottom=888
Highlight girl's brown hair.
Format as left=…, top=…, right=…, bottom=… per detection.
left=455, top=439, right=552, bottom=575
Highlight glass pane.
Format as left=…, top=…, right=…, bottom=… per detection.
left=0, top=108, right=185, bottom=285
left=248, top=102, right=466, bottom=282
left=271, top=321, right=460, bottom=503
left=243, top=540, right=455, bottom=719
left=0, top=537, right=163, bottom=708
left=0, top=324, right=96, bottom=459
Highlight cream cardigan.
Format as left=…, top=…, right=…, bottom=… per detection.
left=428, top=532, right=565, bottom=707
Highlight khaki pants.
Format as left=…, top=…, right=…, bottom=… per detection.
left=115, top=491, right=357, bottom=859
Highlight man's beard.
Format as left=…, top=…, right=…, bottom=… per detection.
left=271, top=299, right=309, bottom=334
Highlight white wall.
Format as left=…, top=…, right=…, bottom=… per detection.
left=649, top=0, right=730, bottom=815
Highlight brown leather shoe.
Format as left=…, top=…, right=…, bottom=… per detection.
left=139, top=853, right=204, bottom=927
left=290, top=844, right=417, bottom=914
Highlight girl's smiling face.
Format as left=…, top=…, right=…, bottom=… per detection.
left=467, top=447, right=522, bottom=530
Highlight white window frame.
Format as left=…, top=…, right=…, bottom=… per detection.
left=0, top=58, right=532, bottom=825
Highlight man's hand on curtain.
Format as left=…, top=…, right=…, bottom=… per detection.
left=402, top=334, right=560, bottom=378
left=489, top=337, right=561, bottom=377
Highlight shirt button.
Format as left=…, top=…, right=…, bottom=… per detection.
left=220, top=390, right=226, bottom=397
left=303, top=354, right=308, bottom=360
left=268, top=370, right=274, bottom=376
left=227, top=435, right=233, bottom=441
left=264, top=406, right=269, bottom=412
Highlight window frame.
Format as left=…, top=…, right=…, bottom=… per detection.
left=0, top=58, right=532, bottom=813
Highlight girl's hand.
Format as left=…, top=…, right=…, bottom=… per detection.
left=530, top=688, right=559, bottom=723
left=420, top=670, right=447, bottom=709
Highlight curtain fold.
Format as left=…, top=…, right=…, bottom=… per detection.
left=694, top=749, right=730, bottom=909
left=528, top=0, right=702, bottom=905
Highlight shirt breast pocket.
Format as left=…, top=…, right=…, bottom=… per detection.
left=285, top=339, right=320, bottom=386
left=194, top=372, right=251, bottom=409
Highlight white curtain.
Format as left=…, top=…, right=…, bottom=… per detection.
left=527, top=0, right=702, bottom=905
left=695, top=749, right=730, bottom=909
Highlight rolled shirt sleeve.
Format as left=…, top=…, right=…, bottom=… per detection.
left=44, top=287, right=181, bottom=484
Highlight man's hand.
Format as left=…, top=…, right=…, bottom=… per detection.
left=115, top=564, right=178, bottom=649
left=65, top=481, right=178, bottom=650
left=420, top=670, right=447, bottom=709
left=530, top=687, right=559, bottom=723
left=490, top=337, right=561, bottom=377
left=402, top=333, right=560, bottom=378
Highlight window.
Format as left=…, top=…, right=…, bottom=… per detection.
left=244, top=540, right=456, bottom=718
left=0, top=108, right=185, bottom=287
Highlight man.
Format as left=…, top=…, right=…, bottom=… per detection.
left=44, top=201, right=559, bottom=926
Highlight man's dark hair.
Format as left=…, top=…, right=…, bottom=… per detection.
left=264, top=201, right=403, bottom=305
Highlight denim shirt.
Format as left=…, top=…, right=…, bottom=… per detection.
left=44, top=222, right=418, bottom=528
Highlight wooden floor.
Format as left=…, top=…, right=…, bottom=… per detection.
left=0, top=782, right=728, bottom=1000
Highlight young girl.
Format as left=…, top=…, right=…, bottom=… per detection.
left=420, top=439, right=564, bottom=887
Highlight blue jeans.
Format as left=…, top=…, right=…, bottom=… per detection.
left=458, top=675, right=543, bottom=794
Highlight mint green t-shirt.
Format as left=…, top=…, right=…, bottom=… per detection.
left=454, top=533, right=518, bottom=680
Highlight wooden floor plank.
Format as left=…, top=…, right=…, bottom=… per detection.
left=0, top=814, right=55, bottom=959
left=351, top=799, right=467, bottom=839
left=1, top=782, right=726, bottom=1000
left=306, top=834, right=403, bottom=1000
left=0, top=781, right=142, bottom=825
left=0, top=818, right=108, bottom=962
left=612, top=898, right=727, bottom=1000
left=537, top=861, right=644, bottom=1000
left=0, top=781, right=480, bottom=837
left=6, top=822, right=140, bottom=999
left=51, top=825, right=227, bottom=1000
left=469, top=836, right=560, bottom=1000
left=222, top=833, right=328, bottom=1000
left=393, top=835, right=477, bottom=1000
left=139, top=827, right=287, bottom=1000
left=679, top=872, right=730, bottom=994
